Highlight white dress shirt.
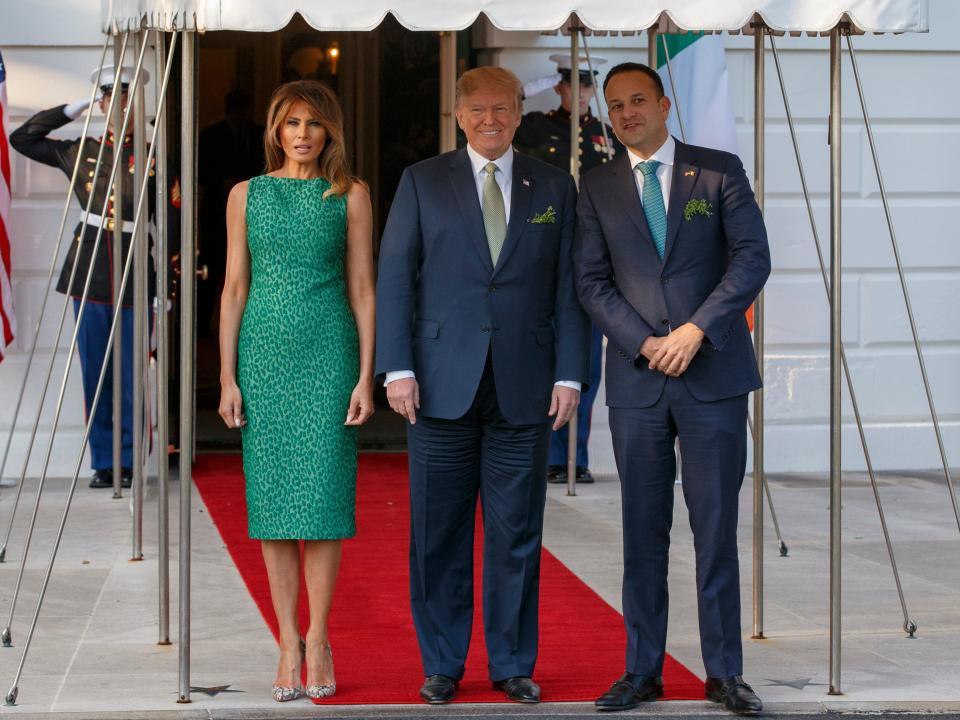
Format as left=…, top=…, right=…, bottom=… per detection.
left=385, top=144, right=580, bottom=392
left=626, top=135, right=675, bottom=213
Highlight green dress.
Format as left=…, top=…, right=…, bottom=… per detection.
left=237, top=175, right=359, bottom=540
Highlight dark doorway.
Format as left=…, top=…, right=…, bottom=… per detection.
left=189, top=16, right=450, bottom=451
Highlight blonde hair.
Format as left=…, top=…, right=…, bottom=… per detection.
left=263, top=80, right=352, bottom=197
left=455, top=67, right=523, bottom=110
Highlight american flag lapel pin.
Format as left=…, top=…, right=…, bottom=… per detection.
left=684, top=169, right=696, bottom=177
left=522, top=178, right=530, bottom=187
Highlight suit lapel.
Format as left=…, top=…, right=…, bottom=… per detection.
left=493, top=154, right=533, bottom=276
left=609, top=154, right=659, bottom=262
left=449, top=149, right=494, bottom=275
left=663, top=141, right=701, bottom=266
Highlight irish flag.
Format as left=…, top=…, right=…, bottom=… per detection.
left=657, top=34, right=753, bottom=330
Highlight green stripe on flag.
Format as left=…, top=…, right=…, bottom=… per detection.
left=656, top=32, right=704, bottom=68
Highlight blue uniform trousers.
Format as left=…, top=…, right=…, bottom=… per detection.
left=548, top=325, right=603, bottom=468
left=72, top=300, right=134, bottom=471
left=610, top=377, right=748, bottom=679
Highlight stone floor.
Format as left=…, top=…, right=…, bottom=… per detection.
left=1, top=388, right=959, bottom=717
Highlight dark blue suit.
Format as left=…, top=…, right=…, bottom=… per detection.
left=573, top=140, right=770, bottom=679
left=376, top=148, right=590, bottom=681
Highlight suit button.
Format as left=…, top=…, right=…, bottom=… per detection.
left=661, top=319, right=669, bottom=325
left=488, top=284, right=496, bottom=292
left=481, top=326, right=490, bottom=333
left=661, top=277, right=669, bottom=285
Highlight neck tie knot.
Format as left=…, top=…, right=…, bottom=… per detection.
left=484, top=161, right=499, bottom=177
left=635, top=159, right=661, bottom=178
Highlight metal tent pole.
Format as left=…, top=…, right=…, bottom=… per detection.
left=178, top=27, right=197, bottom=705
left=751, top=21, right=766, bottom=641
left=154, top=27, right=171, bottom=646
left=112, top=34, right=126, bottom=500
left=846, top=34, right=960, bottom=537
left=2, top=40, right=178, bottom=704
left=132, top=29, right=147, bottom=561
left=0, top=37, right=111, bottom=498
left=565, top=24, right=580, bottom=498
left=828, top=25, right=843, bottom=697
left=769, top=34, right=914, bottom=636
left=439, top=31, right=456, bottom=153
left=581, top=35, right=613, bottom=160
left=1, top=33, right=148, bottom=651
left=647, top=27, right=656, bottom=68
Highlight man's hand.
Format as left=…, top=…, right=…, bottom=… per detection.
left=647, top=323, right=705, bottom=377
left=548, top=385, right=580, bottom=431
left=386, top=377, right=420, bottom=425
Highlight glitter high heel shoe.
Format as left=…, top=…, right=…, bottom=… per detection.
left=305, top=643, right=336, bottom=699
left=272, top=645, right=304, bottom=702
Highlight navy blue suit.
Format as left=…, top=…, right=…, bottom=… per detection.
left=376, top=148, right=590, bottom=681
left=573, top=140, right=770, bottom=679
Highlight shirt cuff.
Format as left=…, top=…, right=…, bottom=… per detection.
left=554, top=380, right=582, bottom=392
left=384, top=370, right=416, bottom=386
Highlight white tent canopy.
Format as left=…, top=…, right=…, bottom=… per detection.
left=102, top=0, right=928, bottom=34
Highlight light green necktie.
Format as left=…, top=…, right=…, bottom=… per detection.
left=481, top=162, right=507, bottom=265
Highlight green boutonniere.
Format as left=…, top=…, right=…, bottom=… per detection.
left=683, top=198, right=713, bottom=221
left=528, top=206, right=557, bottom=224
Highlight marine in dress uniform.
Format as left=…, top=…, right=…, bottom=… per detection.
left=515, top=54, right=623, bottom=484
left=10, top=66, right=158, bottom=489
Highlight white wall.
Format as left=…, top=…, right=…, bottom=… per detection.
left=2, top=2, right=958, bottom=477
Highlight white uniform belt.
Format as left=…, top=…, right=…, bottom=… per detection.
left=82, top=213, right=136, bottom=234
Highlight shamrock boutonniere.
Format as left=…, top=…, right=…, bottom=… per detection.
left=528, top=206, right=557, bottom=224
left=684, top=198, right=713, bottom=221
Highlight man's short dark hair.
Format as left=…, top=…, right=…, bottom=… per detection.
left=602, top=62, right=665, bottom=98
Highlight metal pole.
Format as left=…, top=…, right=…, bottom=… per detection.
left=1, top=35, right=148, bottom=650
left=581, top=35, right=614, bottom=160
left=0, top=37, right=111, bottom=497
left=647, top=27, right=656, bottom=68
left=565, top=25, right=581, bottom=498
left=828, top=25, right=843, bottom=696
left=751, top=22, right=766, bottom=641
left=178, top=28, right=197, bottom=705
left=0, top=42, right=130, bottom=577
left=659, top=34, right=687, bottom=142
left=3, top=40, right=177, bottom=704
left=439, top=31, right=457, bottom=153
left=132, top=30, right=147, bottom=561
left=769, top=34, right=914, bottom=636
left=112, top=35, right=126, bottom=500
left=846, top=34, right=960, bottom=537
left=747, top=415, right=787, bottom=556
left=154, top=27, right=171, bottom=646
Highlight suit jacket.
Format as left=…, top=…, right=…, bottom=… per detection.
left=573, top=139, right=771, bottom=408
left=376, top=148, right=591, bottom=426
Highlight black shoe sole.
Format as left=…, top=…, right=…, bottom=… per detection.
left=596, top=688, right=663, bottom=711
left=706, top=691, right=762, bottom=715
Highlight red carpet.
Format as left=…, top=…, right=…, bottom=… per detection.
left=193, top=453, right=703, bottom=703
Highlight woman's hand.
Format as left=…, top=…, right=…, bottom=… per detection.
left=345, top=379, right=375, bottom=426
left=219, top=381, right=246, bottom=429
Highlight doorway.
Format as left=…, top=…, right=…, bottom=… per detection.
left=190, top=15, right=446, bottom=451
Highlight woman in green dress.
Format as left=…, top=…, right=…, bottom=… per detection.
left=218, top=80, right=375, bottom=702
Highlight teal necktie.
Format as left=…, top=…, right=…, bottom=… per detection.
left=636, top=160, right=667, bottom=260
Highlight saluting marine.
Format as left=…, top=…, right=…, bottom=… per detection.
left=515, top=53, right=623, bottom=485
left=10, top=65, right=170, bottom=489
left=515, top=53, right=624, bottom=176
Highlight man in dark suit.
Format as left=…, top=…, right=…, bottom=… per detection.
left=376, top=66, right=590, bottom=705
left=573, top=62, right=770, bottom=716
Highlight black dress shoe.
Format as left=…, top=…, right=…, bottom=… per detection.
left=492, top=676, right=540, bottom=703
left=121, top=468, right=133, bottom=489
left=419, top=675, right=456, bottom=704
left=705, top=676, right=763, bottom=715
left=546, top=465, right=567, bottom=483
left=89, top=468, right=113, bottom=489
left=595, top=673, right=663, bottom=711
left=575, top=466, right=595, bottom=483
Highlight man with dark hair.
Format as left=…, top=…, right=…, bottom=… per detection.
left=574, top=62, right=769, bottom=715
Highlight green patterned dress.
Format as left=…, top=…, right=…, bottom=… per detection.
left=238, top=175, right=359, bottom=540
